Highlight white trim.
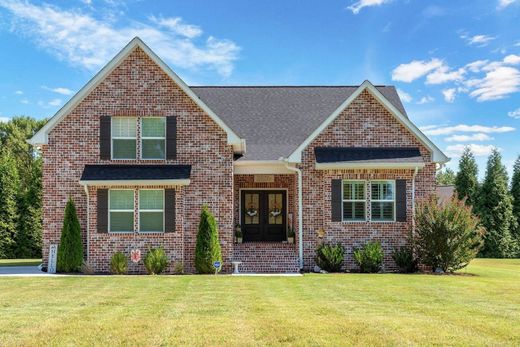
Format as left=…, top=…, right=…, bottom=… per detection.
left=28, top=37, right=244, bottom=153
left=140, top=117, right=167, bottom=160
left=341, top=180, right=367, bottom=222
left=283, top=162, right=303, bottom=269
left=234, top=160, right=295, bottom=174
left=286, top=80, right=449, bottom=164
left=369, top=180, right=396, bottom=222
left=80, top=179, right=190, bottom=186
left=138, top=189, right=165, bottom=233
left=315, top=161, right=426, bottom=170
left=108, top=189, right=135, bottom=233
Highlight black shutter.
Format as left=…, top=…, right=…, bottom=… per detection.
left=331, top=179, right=343, bottom=222
left=396, top=179, right=407, bottom=222
left=97, top=189, right=108, bottom=233
left=100, top=116, right=111, bottom=160
left=165, top=189, right=176, bottom=232
left=166, top=117, right=177, bottom=160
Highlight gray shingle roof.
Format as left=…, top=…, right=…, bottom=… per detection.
left=190, top=86, right=407, bottom=161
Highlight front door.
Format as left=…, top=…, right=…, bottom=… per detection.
left=241, top=190, right=286, bottom=242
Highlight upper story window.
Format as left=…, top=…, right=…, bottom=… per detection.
left=342, top=181, right=366, bottom=221
left=141, top=117, right=166, bottom=160
left=139, top=189, right=164, bottom=232
left=112, top=117, right=137, bottom=160
left=109, top=189, right=134, bottom=232
left=370, top=181, right=395, bottom=222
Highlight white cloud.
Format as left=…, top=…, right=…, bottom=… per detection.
left=42, top=86, right=74, bottom=95
left=469, top=66, right=520, bottom=101
left=503, top=54, right=520, bottom=65
left=417, top=95, right=434, bottom=104
left=14, top=90, right=23, bottom=95
left=498, top=0, right=517, bottom=9
left=445, top=144, right=497, bottom=157
left=463, top=34, right=496, bottom=47
left=396, top=88, right=412, bottom=103
left=48, top=98, right=62, bottom=106
left=0, top=116, right=10, bottom=122
left=426, top=66, right=465, bottom=84
left=391, top=58, right=443, bottom=82
left=347, top=0, right=391, bottom=14
left=0, top=0, right=240, bottom=77
left=421, top=124, right=515, bottom=136
left=20, top=98, right=29, bottom=104
left=442, top=88, right=457, bottom=103
left=508, top=107, right=520, bottom=119
left=444, top=133, right=493, bottom=142
left=465, top=60, right=489, bottom=73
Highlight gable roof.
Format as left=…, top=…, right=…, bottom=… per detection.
left=191, top=85, right=410, bottom=161
left=284, top=81, right=449, bottom=163
left=28, top=37, right=244, bottom=152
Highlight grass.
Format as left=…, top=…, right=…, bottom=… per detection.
left=0, top=259, right=42, bottom=267
left=0, top=259, right=519, bottom=346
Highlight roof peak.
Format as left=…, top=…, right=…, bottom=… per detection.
left=190, top=85, right=392, bottom=88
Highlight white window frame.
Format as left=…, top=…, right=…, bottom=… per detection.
left=111, top=117, right=137, bottom=160
left=370, top=180, right=396, bottom=222
left=140, top=117, right=166, bottom=160
left=108, top=189, right=135, bottom=233
left=138, top=189, right=165, bottom=233
left=341, top=180, right=367, bottom=222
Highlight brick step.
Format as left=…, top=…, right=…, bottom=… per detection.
left=232, top=242, right=300, bottom=273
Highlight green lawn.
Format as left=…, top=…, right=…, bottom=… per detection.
left=0, top=259, right=42, bottom=267
left=0, top=259, right=518, bottom=346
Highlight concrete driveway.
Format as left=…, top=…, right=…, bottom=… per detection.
left=0, top=266, right=58, bottom=277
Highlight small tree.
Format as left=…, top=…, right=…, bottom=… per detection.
left=478, top=149, right=517, bottom=258
left=511, top=156, right=520, bottom=254
left=436, top=168, right=456, bottom=185
left=0, top=153, right=20, bottom=259
left=414, top=197, right=483, bottom=273
left=57, top=198, right=83, bottom=272
left=455, top=147, right=479, bottom=206
left=195, top=205, right=222, bottom=274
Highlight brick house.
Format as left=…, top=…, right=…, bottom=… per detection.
left=30, top=37, right=449, bottom=274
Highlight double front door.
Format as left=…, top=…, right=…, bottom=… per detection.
left=241, top=190, right=286, bottom=242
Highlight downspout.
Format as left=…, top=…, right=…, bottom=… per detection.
left=284, top=162, right=304, bottom=269
left=83, top=185, right=90, bottom=262
left=411, top=166, right=418, bottom=236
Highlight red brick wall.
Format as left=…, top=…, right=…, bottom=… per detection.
left=299, top=89, right=436, bottom=271
left=41, top=47, right=234, bottom=273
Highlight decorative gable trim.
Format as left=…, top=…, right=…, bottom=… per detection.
left=28, top=37, right=245, bottom=153
left=286, top=80, right=449, bottom=164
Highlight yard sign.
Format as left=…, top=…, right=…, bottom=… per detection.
left=48, top=244, right=57, bottom=274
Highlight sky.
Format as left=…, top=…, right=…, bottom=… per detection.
left=0, top=0, right=519, bottom=178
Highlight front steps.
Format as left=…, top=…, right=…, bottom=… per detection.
left=232, top=242, right=300, bottom=273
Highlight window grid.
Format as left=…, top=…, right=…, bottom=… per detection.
left=370, top=181, right=396, bottom=222
left=111, top=117, right=137, bottom=160
left=139, top=189, right=165, bottom=232
left=342, top=180, right=367, bottom=222
left=140, top=117, right=166, bottom=160
left=108, top=189, right=135, bottom=233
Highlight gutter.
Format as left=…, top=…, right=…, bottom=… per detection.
left=284, top=161, right=304, bottom=270
left=83, top=185, right=90, bottom=262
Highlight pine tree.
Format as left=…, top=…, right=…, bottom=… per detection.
left=478, top=149, right=516, bottom=258
left=195, top=205, right=222, bottom=274
left=436, top=168, right=456, bottom=185
left=0, top=153, right=20, bottom=259
left=57, top=198, right=83, bottom=272
left=455, top=147, right=479, bottom=206
left=511, top=156, right=520, bottom=254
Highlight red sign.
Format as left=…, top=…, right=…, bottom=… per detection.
left=130, top=249, right=141, bottom=263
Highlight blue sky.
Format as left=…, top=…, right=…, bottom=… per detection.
left=0, top=0, right=519, bottom=177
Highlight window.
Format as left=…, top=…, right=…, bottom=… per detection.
left=141, top=117, right=166, bottom=159
left=109, top=190, right=134, bottom=232
left=112, top=118, right=137, bottom=159
left=371, top=181, right=395, bottom=221
left=139, top=190, right=164, bottom=232
left=342, top=181, right=366, bottom=221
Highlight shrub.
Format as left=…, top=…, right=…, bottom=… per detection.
left=353, top=241, right=384, bottom=273
left=56, top=198, right=83, bottom=273
left=195, top=205, right=222, bottom=274
left=81, top=260, right=94, bottom=275
left=173, top=261, right=184, bottom=275
left=144, top=247, right=169, bottom=275
left=315, top=243, right=344, bottom=272
left=414, top=196, right=484, bottom=273
left=110, top=252, right=128, bottom=275
left=392, top=246, right=418, bottom=273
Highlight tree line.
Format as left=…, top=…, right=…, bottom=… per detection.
left=437, top=148, right=520, bottom=258
left=0, top=116, right=46, bottom=259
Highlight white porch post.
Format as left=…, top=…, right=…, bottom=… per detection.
left=285, top=163, right=303, bottom=269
